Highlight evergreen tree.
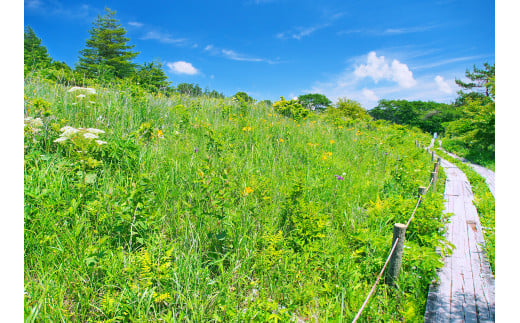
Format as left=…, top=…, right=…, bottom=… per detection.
left=24, top=26, right=51, bottom=71
left=76, top=8, right=138, bottom=79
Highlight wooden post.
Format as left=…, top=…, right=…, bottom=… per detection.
left=386, top=223, right=407, bottom=286
left=418, top=186, right=427, bottom=196
left=431, top=151, right=435, bottom=162
left=433, top=162, right=439, bottom=173
left=430, top=171, right=437, bottom=190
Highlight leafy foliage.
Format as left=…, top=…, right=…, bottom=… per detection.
left=133, top=61, right=171, bottom=93
left=326, top=98, right=371, bottom=122
left=443, top=63, right=495, bottom=166
left=175, top=82, right=203, bottom=96
left=273, top=96, right=309, bottom=120
left=298, top=93, right=331, bottom=111
left=233, top=91, right=254, bottom=103
left=369, top=99, right=460, bottom=134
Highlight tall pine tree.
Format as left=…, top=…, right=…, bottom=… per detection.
left=24, top=26, right=51, bottom=71
left=76, top=8, right=138, bottom=79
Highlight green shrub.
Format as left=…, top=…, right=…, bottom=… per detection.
left=273, top=96, right=309, bottom=120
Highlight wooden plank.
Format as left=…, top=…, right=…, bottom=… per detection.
left=424, top=157, right=495, bottom=322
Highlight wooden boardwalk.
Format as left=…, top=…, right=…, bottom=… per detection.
left=424, top=158, right=495, bottom=322
left=444, top=151, right=495, bottom=197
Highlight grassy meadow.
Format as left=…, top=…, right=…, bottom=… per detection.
left=24, top=76, right=451, bottom=322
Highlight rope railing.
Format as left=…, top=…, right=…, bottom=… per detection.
left=351, top=141, right=439, bottom=322
left=352, top=237, right=400, bottom=323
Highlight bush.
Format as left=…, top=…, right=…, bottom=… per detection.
left=273, top=96, right=309, bottom=120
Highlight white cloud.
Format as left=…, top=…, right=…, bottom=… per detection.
left=167, top=61, right=199, bottom=75
left=391, top=60, right=417, bottom=88
left=354, top=51, right=416, bottom=88
left=362, top=88, right=379, bottom=102
left=305, top=51, right=462, bottom=109
left=435, top=75, right=453, bottom=94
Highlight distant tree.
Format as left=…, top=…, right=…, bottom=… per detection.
left=134, top=61, right=170, bottom=93
left=260, top=99, right=273, bottom=107
left=329, top=98, right=370, bottom=120
left=76, top=8, right=139, bottom=79
left=204, top=88, right=225, bottom=99
left=444, top=63, right=495, bottom=162
left=233, top=92, right=254, bottom=103
left=176, top=83, right=202, bottom=96
left=24, top=26, right=51, bottom=71
left=298, top=93, right=331, bottom=111
left=273, top=97, right=309, bottom=120
left=369, top=99, right=459, bottom=134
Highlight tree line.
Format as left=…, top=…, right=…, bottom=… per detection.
left=24, top=8, right=224, bottom=98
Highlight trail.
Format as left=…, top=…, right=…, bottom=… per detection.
left=423, top=157, right=495, bottom=322
left=443, top=150, right=495, bottom=197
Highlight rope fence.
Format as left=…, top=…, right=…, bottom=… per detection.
left=352, top=140, right=439, bottom=323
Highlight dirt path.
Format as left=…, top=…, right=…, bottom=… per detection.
left=424, top=158, right=495, bottom=322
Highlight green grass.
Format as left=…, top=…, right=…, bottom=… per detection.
left=25, top=76, right=449, bottom=322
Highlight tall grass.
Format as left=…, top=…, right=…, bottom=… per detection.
left=25, top=76, right=448, bottom=321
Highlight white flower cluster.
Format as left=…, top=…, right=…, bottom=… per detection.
left=54, top=126, right=107, bottom=145
left=24, top=117, right=43, bottom=132
left=67, top=87, right=97, bottom=95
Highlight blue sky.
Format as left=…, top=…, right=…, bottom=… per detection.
left=24, top=0, right=494, bottom=108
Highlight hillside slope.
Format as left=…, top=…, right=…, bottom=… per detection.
left=25, top=77, right=449, bottom=321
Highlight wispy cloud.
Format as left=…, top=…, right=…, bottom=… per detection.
left=128, top=21, right=144, bottom=28
left=276, top=24, right=330, bottom=40
left=25, top=0, right=42, bottom=10
left=141, top=31, right=186, bottom=44
left=338, top=24, right=441, bottom=37
left=413, top=55, right=485, bottom=70
left=24, top=1, right=97, bottom=21
left=204, top=44, right=278, bottom=64
left=221, top=49, right=265, bottom=62
left=166, top=61, right=199, bottom=75
left=383, top=24, right=439, bottom=35
left=277, top=12, right=344, bottom=40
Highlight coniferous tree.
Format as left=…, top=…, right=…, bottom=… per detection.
left=76, top=8, right=138, bottom=79
left=24, top=26, right=51, bottom=71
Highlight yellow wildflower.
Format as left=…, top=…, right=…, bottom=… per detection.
left=157, top=130, right=164, bottom=138
left=278, top=138, right=285, bottom=143
left=329, top=140, right=335, bottom=144
left=242, top=126, right=252, bottom=132
left=244, top=186, right=254, bottom=195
